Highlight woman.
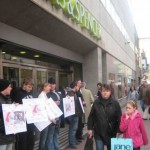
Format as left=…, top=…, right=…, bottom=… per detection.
left=128, top=85, right=138, bottom=101
left=87, top=84, right=122, bottom=150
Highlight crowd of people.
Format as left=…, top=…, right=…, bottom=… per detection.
left=0, top=78, right=150, bottom=150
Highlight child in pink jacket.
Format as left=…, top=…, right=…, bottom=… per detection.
left=120, top=100, right=148, bottom=150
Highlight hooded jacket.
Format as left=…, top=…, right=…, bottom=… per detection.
left=120, top=111, right=148, bottom=148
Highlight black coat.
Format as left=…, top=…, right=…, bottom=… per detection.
left=87, top=97, right=122, bottom=145
left=0, top=93, right=15, bottom=145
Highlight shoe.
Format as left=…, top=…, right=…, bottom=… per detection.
left=69, top=146, right=77, bottom=149
left=143, top=118, right=148, bottom=120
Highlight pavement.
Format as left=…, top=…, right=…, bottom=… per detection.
left=63, top=101, right=150, bottom=150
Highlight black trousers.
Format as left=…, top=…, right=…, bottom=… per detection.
left=15, top=124, right=35, bottom=150
left=76, top=116, right=84, bottom=139
left=133, top=147, right=140, bottom=150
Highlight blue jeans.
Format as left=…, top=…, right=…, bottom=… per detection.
left=95, top=138, right=110, bottom=150
left=46, top=124, right=59, bottom=150
left=68, top=115, right=79, bottom=147
left=140, top=99, right=145, bottom=112
left=39, top=126, right=49, bottom=150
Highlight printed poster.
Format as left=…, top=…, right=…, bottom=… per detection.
left=46, top=98, right=63, bottom=118
left=22, top=98, right=48, bottom=124
left=63, top=96, right=75, bottom=118
left=2, top=104, right=27, bottom=135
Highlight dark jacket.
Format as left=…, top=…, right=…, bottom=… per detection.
left=0, top=93, right=15, bottom=145
left=87, top=97, right=122, bottom=145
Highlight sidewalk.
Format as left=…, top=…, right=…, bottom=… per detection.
left=63, top=101, right=150, bottom=150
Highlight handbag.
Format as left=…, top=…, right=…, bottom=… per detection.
left=84, top=136, right=93, bottom=150
left=111, top=138, right=133, bottom=150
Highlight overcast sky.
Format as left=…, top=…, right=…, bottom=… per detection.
left=129, top=0, right=150, bottom=63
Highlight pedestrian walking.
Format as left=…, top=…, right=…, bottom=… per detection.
left=120, top=100, right=148, bottom=150
left=87, top=84, right=122, bottom=150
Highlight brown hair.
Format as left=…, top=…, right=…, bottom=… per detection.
left=127, top=100, right=138, bottom=109
left=22, top=78, right=34, bottom=86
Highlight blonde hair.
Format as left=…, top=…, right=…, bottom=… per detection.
left=127, top=100, right=138, bottom=109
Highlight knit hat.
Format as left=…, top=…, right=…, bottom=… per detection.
left=0, top=79, right=11, bottom=92
left=48, top=77, right=56, bottom=84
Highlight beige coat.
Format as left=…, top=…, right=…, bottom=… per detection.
left=81, top=87, right=94, bottom=123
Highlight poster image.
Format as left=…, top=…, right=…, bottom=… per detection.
left=2, top=104, right=27, bottom=135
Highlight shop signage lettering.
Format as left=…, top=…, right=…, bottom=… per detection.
left=50, top=0, right=101, bottom=39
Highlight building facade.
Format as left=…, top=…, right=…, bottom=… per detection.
left=0, top=0, right=140, bottom=100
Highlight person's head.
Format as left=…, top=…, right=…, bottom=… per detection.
left=126, top=100, right=138, bottom=115
left=81, top=82, right=86, bottom=88
left=40, top=83, right=51, bottom=94
left=143, top=80, right=148, bottom=87
left=70, top=81, right=79, bottom=92
left=48, top=77, right=56, bottom=91
left=76, top=79, right=82, bottom=88
left=0, top=79, right=12, bottom=96
left=130, top=85, right=136, bottom=92
left=101, top=84, right=111, bottom=99
left=97, top=82, right=102, bottom=90
left=22, top=78, right=34, bottom=93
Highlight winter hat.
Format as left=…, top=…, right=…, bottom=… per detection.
left=48, top=77, right=56, bottom=84
left=0, top=79, right=11, bottom=92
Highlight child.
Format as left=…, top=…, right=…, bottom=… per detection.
left=120, top=100, right=148, bottom=150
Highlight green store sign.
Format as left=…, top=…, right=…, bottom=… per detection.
left=50, top=0, right=101, bottom=39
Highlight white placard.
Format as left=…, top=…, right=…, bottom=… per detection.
left=2, top=104, right=27, bottom=135
left=34, top=121, right=50, bottom=132
left=22, top=98, right=48, bottom=124
left=79, top=97, right=85, bottom=113
left=63, top=96, right=75, bottom=118
left=46, top=98, right=63, bottom=118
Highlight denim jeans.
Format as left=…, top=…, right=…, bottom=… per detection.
left=68, top=115, right=79, bottom=147
left=46, top=124, right=59, bottom=150
left=95, top=139, right=110, bottom=150
left=39, top=126, right=49, bottom=150
left=140, top=99, right=145, bottom=112
left=0, top=143, right=13, bottom=150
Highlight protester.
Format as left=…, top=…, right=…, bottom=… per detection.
left=76, top=79, right=85, bottom=142
left=87, top=84, right=122, bottom=150
left=66, top=81, right=82, bottom=149
left=97, top=82, right=102, bottom=98
left=47, top=77, right=62, bottom=150
left=11, top=78, right=35, bottom=150
left=0, top=79, right=15, bottom=150
left=38, top=82, right=52, bottom=150
left=120, top=100, right=148, bottom=150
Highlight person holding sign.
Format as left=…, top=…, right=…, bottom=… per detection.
left=87, top=84, right=122, bottom=150
left=119, top=100, right=148, bottom=150
left=0, top=79, right=15, bottom=150
left=11, top=78, right=35, bottom=150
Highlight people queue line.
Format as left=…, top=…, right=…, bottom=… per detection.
left=0, top=78, right=149, bottom=150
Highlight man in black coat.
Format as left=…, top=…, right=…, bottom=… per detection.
left=88, top=84, right=122, bottom=150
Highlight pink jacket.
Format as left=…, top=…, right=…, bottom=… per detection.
left=120, top=111, right=148, bottom=148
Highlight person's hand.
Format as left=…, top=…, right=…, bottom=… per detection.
left=125, top=112, right=130, bottom=120
left=55, top=100, right=60, bottom=106
left=51, top=119, right=56, bottom=124
left=88, top=130, right=93, bottom=138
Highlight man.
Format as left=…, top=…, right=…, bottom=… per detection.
left=88, top=84, right=122, bottom=150
left=66, top=81, right=82, bottom=149
left=76, top=79, right=85, bottom=142
left=138, top=80, right=149, bottom=112
left=81, top=82, right=94, bottom=123
left=47, top=77, right=62, bottom=150
left=0, top=79, right=15, bottom=150
left=11, top=78, right=35, bottom=150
